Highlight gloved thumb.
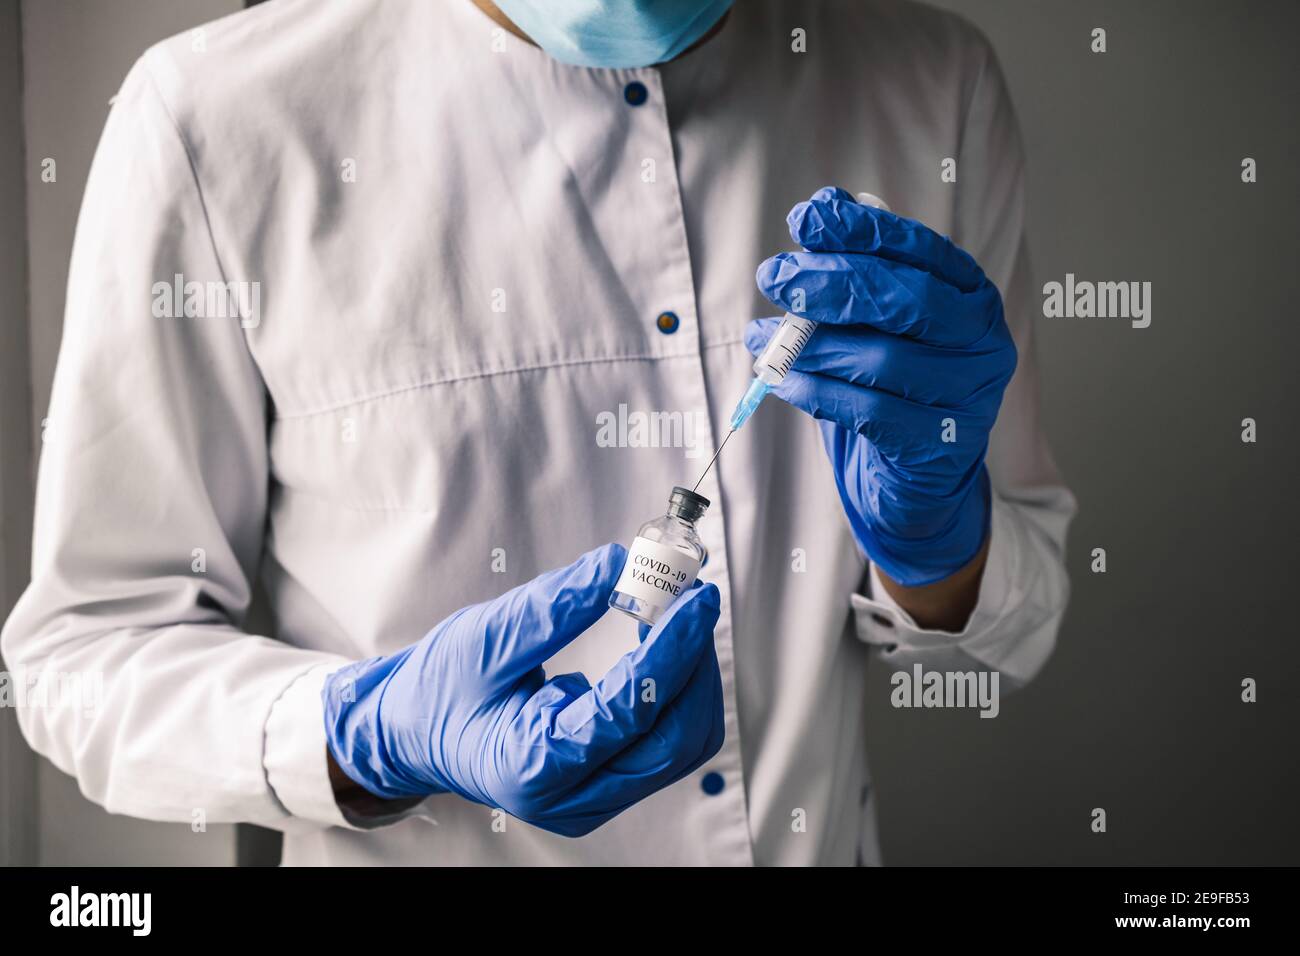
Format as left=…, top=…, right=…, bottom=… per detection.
left=552, top=580, right=720, bottom=759
left=639, top=580, right=721, bottom=663
left=636, top=578, right=721, bottom=644
left=743, top=316, right=783, bottom=357
left=477, top=542, right=627, bottom=688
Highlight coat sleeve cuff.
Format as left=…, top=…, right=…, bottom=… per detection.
left=263, top=659, right=435, bottom=832
left=266, top=659, right=457, bottom=834
left=850, top=491, right=1019, bottom=655
left=263, top=661, right=356, bottom=831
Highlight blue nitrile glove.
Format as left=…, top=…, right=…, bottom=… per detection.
left=323, top=543, right=724, bottom=837
left=747, top=187, right=1017, bottom=587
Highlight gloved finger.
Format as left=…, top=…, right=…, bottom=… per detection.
left=756, top=250, right=998, bottom=349
left=744, top=317, right=1013, bottom=407
left=525, top=671, right=593, bottom=712
left=742, top=315, right=784, bottom=356
left=546, top=580, right=721, bottom=772
left=597, top=628, right=723, bottom=781
left=788, top=186, right=986, bottom=293
left=528, top=636, right=725, bottom=835
left=481, top=669, right=594, bottom=811
left=469, top=542, right=626, bottom=692
left=496, top=582, right=718, bottom=805
left=771, top=368, right=992, bottom=468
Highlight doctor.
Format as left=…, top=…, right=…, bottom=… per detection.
left=3, top=0, right=1074, bottom=865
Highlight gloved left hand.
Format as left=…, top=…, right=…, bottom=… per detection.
left=747, top=187, right=1017, bottom=587
left=323, top=544, right=724, bottom=838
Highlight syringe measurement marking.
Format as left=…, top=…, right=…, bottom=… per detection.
left=765, top=324, right=812, bottom=377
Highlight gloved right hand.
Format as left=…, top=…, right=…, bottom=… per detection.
left=322, top=543, right=724, bottom=837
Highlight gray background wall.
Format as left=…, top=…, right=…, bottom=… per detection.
left=874, top=0, right=1299, bottom=865
left=1, top=0, right=1296, bottom=865
left=3, top=0, right=240, bottom=866
left=0, top=0, right=36, bottom=870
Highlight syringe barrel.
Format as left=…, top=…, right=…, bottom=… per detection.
left=752, top=312, right=817, bottom=385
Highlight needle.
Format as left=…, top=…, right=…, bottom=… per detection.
left=691, top=427, right=734, bottom=493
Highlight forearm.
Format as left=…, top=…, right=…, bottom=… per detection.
left=326, top=745, right=424, bottom=818
left=876, top=535, right=990, bottom=632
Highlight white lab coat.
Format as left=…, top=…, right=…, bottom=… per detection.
left=2, top=0, right=1074, bottom=865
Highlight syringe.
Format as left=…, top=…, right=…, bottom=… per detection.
left=694, top=319, right=810, bottom=492
left=692, top=192, right=890, bottom=493
left=728, top=192, right=891, bottom=432
left=693, top=311, right=818, bottom=492
left=728, top=314, right=815, bottom=430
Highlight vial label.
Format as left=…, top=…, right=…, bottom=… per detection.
left=614, top=536, right=702, bottom=611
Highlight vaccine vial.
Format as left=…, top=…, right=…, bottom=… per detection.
left=609, top=486, right=710, bottom=626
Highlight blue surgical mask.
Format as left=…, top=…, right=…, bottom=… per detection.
left=494, top=0, right=734, bottom=69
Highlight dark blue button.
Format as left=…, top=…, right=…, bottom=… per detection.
left=624, top=81, right=648, bottom=106
left=701, top=771, right=725, bottom=796
left=655, top=311, right=680, bottom=334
